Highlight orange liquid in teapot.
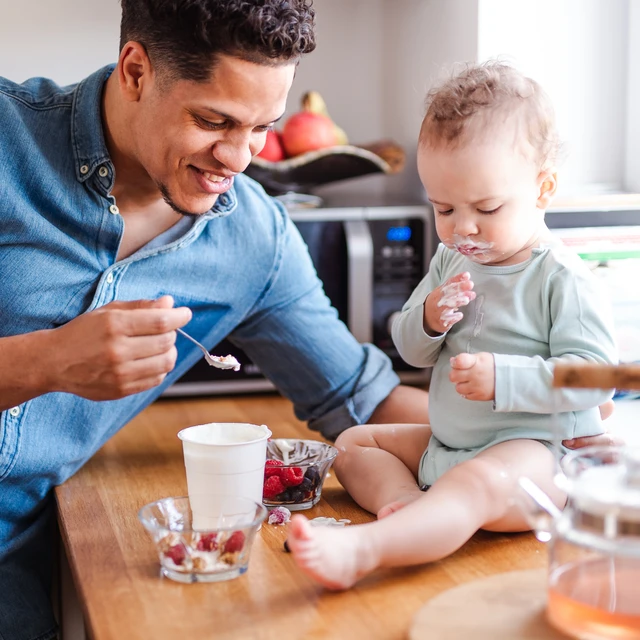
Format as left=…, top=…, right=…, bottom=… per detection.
left=548, top=559, right=640, bottom=639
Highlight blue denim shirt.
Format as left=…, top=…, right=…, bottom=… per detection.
left=0, top=66, right=399, bottom=638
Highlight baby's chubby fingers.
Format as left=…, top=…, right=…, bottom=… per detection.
left=437, top=273, right=476, bottom=310
left=449, top=353, right=477, bottom=384
left=449, top=352, right=496, bottom=402
left=450, top=352, right=478, bottom=371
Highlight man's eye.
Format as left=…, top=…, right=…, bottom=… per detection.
left=197, top=116, right=225, bottom=130
left=478, top=206, right=501, bottom=215
left=255, top=124, right=273, bottom=133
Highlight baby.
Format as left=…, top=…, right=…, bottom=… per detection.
left=287, top=61, right=618, bottom=589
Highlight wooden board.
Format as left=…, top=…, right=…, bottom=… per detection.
left=410, top=569, right=571, bottom=640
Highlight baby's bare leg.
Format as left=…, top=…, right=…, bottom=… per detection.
left=289, top=439, right=564, bottom=590
left=333, top=423, right=432, bottom=517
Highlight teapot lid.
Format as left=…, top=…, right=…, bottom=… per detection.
left=557, top=446, right=640, bottom=535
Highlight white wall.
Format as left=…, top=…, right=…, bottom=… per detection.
left=379, top=0, right=479, bottom=198
left=0, top=0, right=121, bottom=85
left=625, top=1, right=640, bottom=192
left=477, top=0, right=629, bottom=195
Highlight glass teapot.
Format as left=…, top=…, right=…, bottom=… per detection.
left=519, top=363, right=640, bottom=640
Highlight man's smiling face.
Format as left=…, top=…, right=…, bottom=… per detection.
left=130, top=54, right=295, bottom=216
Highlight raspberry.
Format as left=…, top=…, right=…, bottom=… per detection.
left=263, top=475, right=286, bottom=499
left=265, top=459, right=284, bottom=478
left=268, top=506, right=291, bottom=525
left=223, top=531, right=245, bottom=554
left=281, top=466, right=304, bottom=487
left=165, top=544, right=186, bottom=566
left=196, top=533, right=218, bottom=552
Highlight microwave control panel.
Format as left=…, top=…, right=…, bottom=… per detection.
left=369, top=216, right=428, bottom=375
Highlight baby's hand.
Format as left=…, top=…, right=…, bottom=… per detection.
left=424, top=272, right=476, bottom=334
left=449, top=352, right=495, bottom=401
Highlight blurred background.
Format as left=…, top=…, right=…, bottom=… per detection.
left=1, top=0, right=639, bottom=202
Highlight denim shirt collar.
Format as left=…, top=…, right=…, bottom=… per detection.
left=71, top=65, right=115, bottom=184
left=70, top=64, right=237, bottom=218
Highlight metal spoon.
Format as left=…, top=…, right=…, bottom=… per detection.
left=176, top=328, right=241, bottom=371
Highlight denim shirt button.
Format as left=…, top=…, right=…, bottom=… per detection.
left=106, top=272, right=114, bottom=284
left=80, top=164, right=89, bottom=175
left=98, top=166, right=109, bottom=178
left=109, top=204, right=119, bottom=215
left=9, top=406, right=20, bottom=417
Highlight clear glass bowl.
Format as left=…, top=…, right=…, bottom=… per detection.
left=262, top=439, right=338, bottom=511
left=138, top=496, right=266, bottom=583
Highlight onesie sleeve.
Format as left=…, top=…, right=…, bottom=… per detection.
left=494, top=259, right=618, bottom=414
left=391, top=245, right=447, bottom=367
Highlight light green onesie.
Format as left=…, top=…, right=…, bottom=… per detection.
left=392, top=241, right=618, bottom=487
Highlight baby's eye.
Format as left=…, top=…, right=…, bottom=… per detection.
left=437, top=209, right=453, bottom=216
left=478, top=206, right=501, bottom=215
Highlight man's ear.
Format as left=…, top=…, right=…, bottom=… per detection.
left=536, top=169, right=558, bottom=210
left=117, top=41, right=154, bottom=102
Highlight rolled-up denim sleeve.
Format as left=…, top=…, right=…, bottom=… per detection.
left=305, top=343, right=400, bottom=440
left=228, top=209, right=400, bottom=441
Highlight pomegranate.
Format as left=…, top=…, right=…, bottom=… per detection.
left=257, top=129, right=286, bottom=162
left=281, top=112, right=338, bottom=157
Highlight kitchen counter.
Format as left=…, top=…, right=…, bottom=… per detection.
left=55, top=395, right=547, bottom=640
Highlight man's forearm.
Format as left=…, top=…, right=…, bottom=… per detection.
left=368, top=384, right=430, bottom=425
left=0, top=330, right=52, bottom=411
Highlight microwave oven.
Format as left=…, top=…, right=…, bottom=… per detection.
left=164, top=203, right=435, bottom=396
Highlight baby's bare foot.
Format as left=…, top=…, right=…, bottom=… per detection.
left=287, top=515, right=379, bottom=590
left=377, top=491, right=423, bottom=519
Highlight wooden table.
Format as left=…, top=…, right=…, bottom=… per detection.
left=55, top=395, right=547, bottom=640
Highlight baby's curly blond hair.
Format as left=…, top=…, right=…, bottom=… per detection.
left=420, top=61, right=561, bottom=169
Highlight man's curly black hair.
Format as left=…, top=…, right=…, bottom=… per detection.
left=120, top=0, right=316, bottom=82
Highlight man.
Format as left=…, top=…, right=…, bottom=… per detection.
left=0, top=2, right=615, bottom=639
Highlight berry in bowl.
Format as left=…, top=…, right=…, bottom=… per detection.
left=138, top=495, right=266, bottom=583
left=262, top=439, right=338, bottom=511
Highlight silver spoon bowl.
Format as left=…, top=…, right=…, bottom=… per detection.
left=176, top=328, right=241, bottom=371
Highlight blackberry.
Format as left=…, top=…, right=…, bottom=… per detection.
left=299, top=477, right=313, bottom=492
left=304, top=466, right=320, bottom=484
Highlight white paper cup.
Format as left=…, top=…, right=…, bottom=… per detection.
left=178, top=423, right=272, bottom=529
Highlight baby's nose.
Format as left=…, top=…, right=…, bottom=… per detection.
left=454, top=216, right=479, bottom=236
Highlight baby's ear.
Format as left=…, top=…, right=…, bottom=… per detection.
left=536, top=169, right=558, bottom=209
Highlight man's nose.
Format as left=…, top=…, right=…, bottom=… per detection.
left=212, top=132, right=254, bottom=174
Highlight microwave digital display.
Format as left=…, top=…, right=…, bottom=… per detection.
left=386, top=226, right=412, bottom=242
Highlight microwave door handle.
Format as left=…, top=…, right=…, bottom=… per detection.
left=343, top=219, right=373, bottom=344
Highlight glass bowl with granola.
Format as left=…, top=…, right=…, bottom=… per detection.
left=138, top=495, right=266, bottom=583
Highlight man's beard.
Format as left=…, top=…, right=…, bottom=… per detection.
left=157, top=182, right=212, bottom=219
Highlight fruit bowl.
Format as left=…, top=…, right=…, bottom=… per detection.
left=262, top=439, right=338, bottom=511
left=245, top=141, right=405, bottom=196
left=138, top=496, right=266, bottom=583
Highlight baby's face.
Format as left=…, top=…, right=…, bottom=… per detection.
left=417, top=127, right=551, bottom=266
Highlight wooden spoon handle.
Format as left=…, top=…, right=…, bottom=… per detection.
left=553, top=363, right=640, bottom=390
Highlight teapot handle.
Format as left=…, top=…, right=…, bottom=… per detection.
left=517, top=477, right=562, bottom=543
left=554, top=363, right=640, bottom=390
